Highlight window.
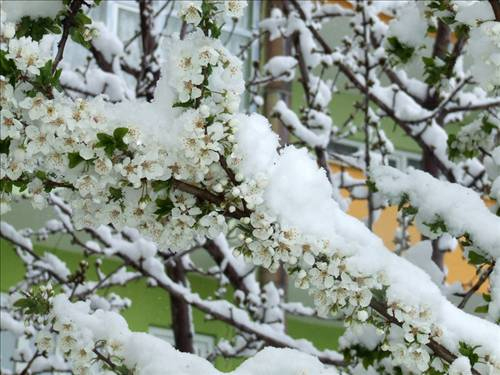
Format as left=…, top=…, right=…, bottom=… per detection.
left=406, top=157, right=422, bottom=170
left=148, top=326, right=215, bottom=358
left=329, top=139, right=422, bottom=171
left=329, top=141, right=360, bottom=155
left=0, top=330, right=16, bottom=372
left=105, top=0, right=259, bottom=100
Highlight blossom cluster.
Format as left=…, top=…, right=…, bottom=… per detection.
left=2, top=1, right=500, bottom=374
left=34, top=300, right=127, bottom=375
left=448, top=117, right=499, bottom=161
left=0, top=13, right=247, bottom=253
left=179, top=0, right=248, bottom=25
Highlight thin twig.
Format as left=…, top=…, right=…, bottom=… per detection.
left=52, top=0, right=86, bottom=74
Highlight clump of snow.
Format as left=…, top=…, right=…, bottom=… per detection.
left=232, top=113, right=279, bottom=178
left=387, top=2, right=427, bottom=48
left=455, top=1, right=495, bottom=26
left=36, top=252, right=71, bottom=280
left=438, top=233, right=458, bottom=251
left=260, top=8, right=286, bottom=41
left=403, top=241, right=444, bottom=287
left=0, top=221, right=33, bottom=251
left=51, top=295, right=338, bottom=375
left=273, top=100, right=329, bottom=148
left=263, top=56, right=297, bottom=82
left=467, top=21, right=500, bottom=91
left=265, top=147, right=336, bottom=238
left=449, top=356, right=472, bottom=375
left=339, top=324, right=383, bottom=351
left=372, top=166, right=500, bottom=259
left=0, top=311, right=26, bottom=336
left=233, top=347, right=338, bottom=375
left=90, top=22, right=124, bottom=63
left=489, top=262, right=500, bottom=322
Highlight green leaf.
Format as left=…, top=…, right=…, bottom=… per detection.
left=0, top=50, right=19, bottom=84
left=30, top=59, right=62, bottom=93
left=481, top=117, right=496, bottom=134
left=151, top=180, right=172, bottom=192
left=474, top=304, right=488, bottom=314
left=173, top=99, right=196, bottom=108
left=386, top=37, right=415, bottom=65
left=424, top=216, right=447, bottom=234
left=113, top=127, right=128, bottom=150
left=154, top=197, right=175, bottom=218
left=13, top=285, right=52, bottom=316
left=366, top=179, right=378, bottom=193
left=108, top=187, right=123, bottom=201
left=14, top=298, right=32, bottom=309
left=74, top=11, right=92, bottom=27
left=96, top=132, right=116, bottom=157
left=455, top=24, right=470, bottom=39
left=13, top=177, right=29, bottom=192
left=468, top=250, right=488, bottom=265
left=15, top=16, right=62, bottom=41
left=0, top=137, right=11, bottom=154
left=458, top=342, right=480, bottom=366
left=68, top=152, right=84, bottom=168
left=70, top=28, right=90, bottom=48
left=397, top=193, right=415, bottom=214
left=440, top=15, right=455, bottom=25
left=113, top=127, right=128, bottom=141
left=0, top=179, right=13, bottom=193
left=35, top=170, right=47, bottom=180
left=96, top=133, right=114, bottom=143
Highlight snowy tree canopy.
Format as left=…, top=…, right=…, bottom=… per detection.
left=0, top=0, right=499, bottom=374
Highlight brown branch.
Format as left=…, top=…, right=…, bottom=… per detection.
left=171, top=179, right=224, bottom=205
left=360, top=5, right=375, bottom=230
left=19, top=350, right=41, bottom=375
left=52, top=0, right=86, bottom=74
left=204, top=239, right=252, bottom=295
left=124, top=0, right=172, bottom=50
left=137, top=0, right=161, bottom=100
left=443, top=99, right=500, bottom=115
left=172, top=179, right=249, bottom=219
left=383, top=68, right=426, bottom=107
left=458, top=262, right=495, bottom=309
left=489, top=0, right=500, bottom=21
left=92, top=348, right=122, bottom=372
left=287, top=0, right=457, bottom=182
left=370, top=299, right=481, bottom=375
left=89, top=46, right=140, bottom=80
left=166, top=258, right=195, bottom=353
left=61, top=83, right=99, bottom=98
left=89, top=45, right=113, bottom=73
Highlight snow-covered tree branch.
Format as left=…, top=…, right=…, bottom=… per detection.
left=0, top=0, right=499, bottom=374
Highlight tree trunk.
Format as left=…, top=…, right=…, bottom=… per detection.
left=260, top=0, right=292, bottom=300
left=422, top=19, right=451, bottom=271
left=167, top=258, right=195, bottom=353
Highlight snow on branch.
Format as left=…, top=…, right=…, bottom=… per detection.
left=47, top=295, right=339, bottom=375
left=273, top=100, right=329, bottom=148
left=372, top=166, right=500, bottom=260
left=2, top=1, right=500, bottom=374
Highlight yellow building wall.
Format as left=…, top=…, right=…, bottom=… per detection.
left=331, top=164, right=486, bottom=292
